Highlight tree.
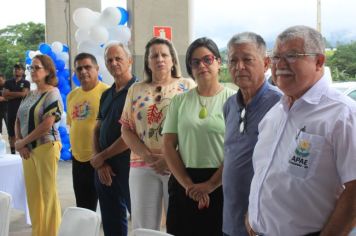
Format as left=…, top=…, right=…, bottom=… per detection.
left=326, top=41, right=356, bottom=81
left=0, top=22, right=45, bottom=79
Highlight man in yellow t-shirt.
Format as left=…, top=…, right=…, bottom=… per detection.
left=67, top=53, right=109, bottom=211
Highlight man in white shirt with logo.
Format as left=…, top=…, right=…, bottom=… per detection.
left=247, top=25, right=356, bottom=236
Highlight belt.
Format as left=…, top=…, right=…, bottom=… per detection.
left=305, top=232, right=321, bottom=236
left=254, top=231, right=320, bottom=236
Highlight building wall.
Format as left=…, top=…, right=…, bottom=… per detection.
left=46, top=0, right=191, bottom=79
left=128, top=0, right=191, bottom=79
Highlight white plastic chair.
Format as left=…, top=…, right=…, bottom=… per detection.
left=133, top=228, right=174, bottom=236
left=58, top=207, right=101, bottom=236
left=0, top=191, right=12, bottom=236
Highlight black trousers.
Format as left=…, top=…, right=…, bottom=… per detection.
left=94, top=154, right=131, bottom=236
left=72, top=157, right=98, bottom=211
left=167, top=168, right=223, bottom=236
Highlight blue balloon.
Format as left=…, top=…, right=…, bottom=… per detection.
left=62, top=44, right=69, bottom=52
left=55, top=60, right=65, bottom=71
left=48, top=51, right=57, bottom=61
left=25, top=58, right=32, bottom=65
left=60, top=94, right=67, bottom=111
left=62, top=69, right=70, bottom=79
left=39, top=43, right=52, bottom=54
left=61, top=83, right=71, bottom=96
left=58, top=126, right=67, bottom=134
left=57, top=75, right=66, bottom=89
left=118, top=7, right=129, bottom=25
left=60, top=150, right=72, bottom=161
left=25, top=50, right=31, bottom=58
left=98, top=75, right=103, bottom=81
left=72, top=73, right=80, bottom=86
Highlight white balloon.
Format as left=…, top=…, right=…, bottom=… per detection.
left=59, top=112, right=67, bottom=128
left=29, top=51, right=36, bottom=59
left=57, top=52, right=69, bottom=63
left=89, top=25, right=109, bottom=44
left=73, top=8, right=98, bottom=29
left=108, top=26, right=131, bottom=44
left=77, top=40, right=104, bottom=56
left=51, top=41, right=63, bottom=54
left=100, top=69, right=114, bottom=85
left=75, top=28, right=90, bottom=43
left=96, top=55, right=106, bottom=71
left=99, top=7, right=122, bottom=28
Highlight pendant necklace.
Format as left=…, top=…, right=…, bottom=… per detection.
left=197, top=86, right=223, bottom=119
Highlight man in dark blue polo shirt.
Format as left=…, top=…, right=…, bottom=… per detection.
left=3, top=63, right=30, bottom=154
left=222, top=32, right=281, bottom=236
left=90, top=42, right=137, bottom=236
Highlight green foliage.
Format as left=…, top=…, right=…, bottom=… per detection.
left=0, top=22, right=45, bottom=79
left=326, top=41, right=356, bottom=81
left=219, top=66, right=232, bottom=83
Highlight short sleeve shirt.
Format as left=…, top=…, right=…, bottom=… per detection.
left=248, top=76, right=356, bottom=235
left=98, top=77, right=137, bottom=152
left=120, top=78, right=196, bottom=166
left=67, top=82, right=109, bottom=162
left=5, top=78, right=30, bottom=114
left=222, top=81, right=281, bottom=236
left=17, top=88, right=63, bottom=150
left=162, top=87, right=236, bottom=168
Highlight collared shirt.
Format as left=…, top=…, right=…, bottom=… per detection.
left=222, top=81, right=281, bottom=236
left=248, top=76, right=356, bottom=235
left=98, top=77, right=137, bottom=154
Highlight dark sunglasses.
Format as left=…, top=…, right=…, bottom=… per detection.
left=190, top=55, right=216, bottom=69
left=239, top=108, right=246, bottom=133
left=75, top=65, right=93, bottom=73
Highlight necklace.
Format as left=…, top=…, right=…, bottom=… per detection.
left=197, top=86, right=224, bottom=119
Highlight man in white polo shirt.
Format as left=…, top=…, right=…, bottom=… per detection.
left=247, top=25, right=356, bottom=236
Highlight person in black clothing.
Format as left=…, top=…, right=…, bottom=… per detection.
left=3, top=63, right=30, bottom=154
left=0, top=74, right=7, bottom=134
left=90, top=42, right=137, bottom=236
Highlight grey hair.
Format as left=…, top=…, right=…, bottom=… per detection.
left=275, top=25, right=325, bottom=54
left=227, top=32, right=267, bottom=57
left=104, top=41, right=132, bottom=60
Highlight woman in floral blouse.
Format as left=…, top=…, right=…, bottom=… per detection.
left=121, top=37, right=195, bottom=231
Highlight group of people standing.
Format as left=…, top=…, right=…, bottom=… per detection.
left=13, top=24, right=356, bottom=236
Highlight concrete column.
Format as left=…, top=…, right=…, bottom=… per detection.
left=45, top=0, right=101, bottom=70
left=127, top=0, right=192, bottom=79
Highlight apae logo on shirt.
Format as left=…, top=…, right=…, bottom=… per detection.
left=289, top=139, right=311, bottom=169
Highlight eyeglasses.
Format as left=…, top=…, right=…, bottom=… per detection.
left=270, top=53, right=319, bottom=64
left=239, top=108, right=246, bottom=133
left=29, top=65, right=44, bottom=72
left=190, top=55, right=216, bottom=69
left=75, top=65, right=93, bottom=73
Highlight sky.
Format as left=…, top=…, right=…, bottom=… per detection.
left=1, top=0, right=356, bottom=48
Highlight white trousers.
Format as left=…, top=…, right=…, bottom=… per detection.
left=129, top=167, right=169, bottom=230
